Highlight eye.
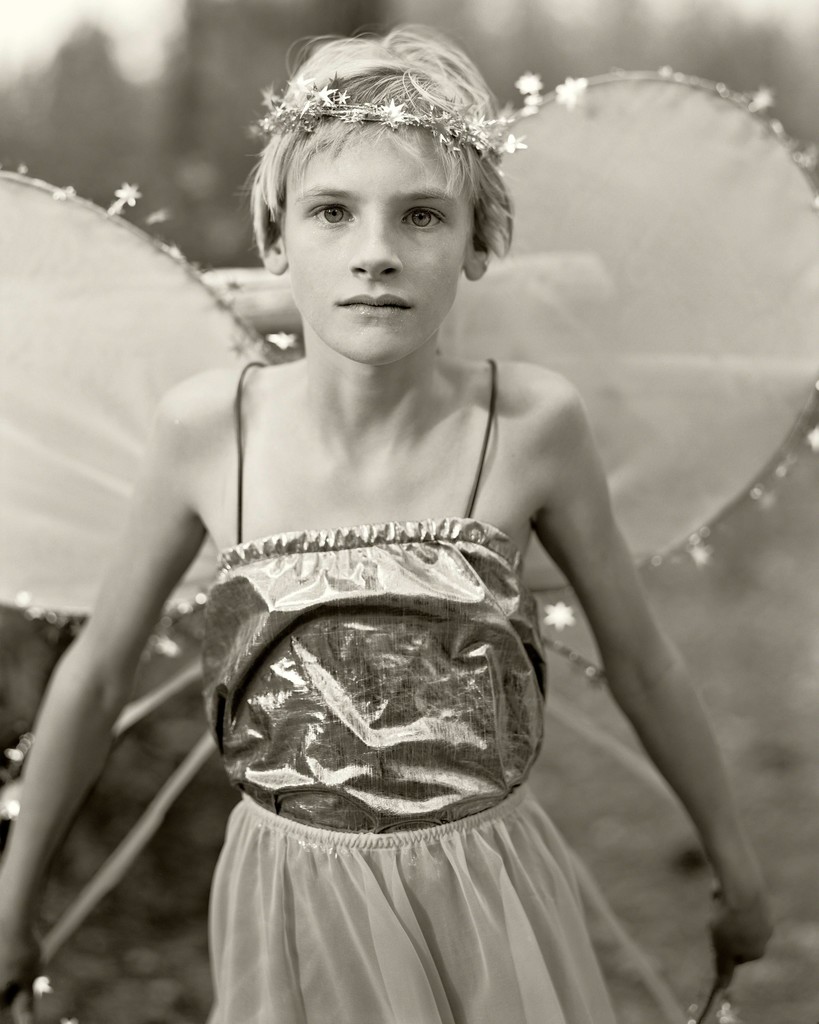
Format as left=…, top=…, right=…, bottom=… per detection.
left=319, top=206, right=346, bottom=224
left=407, top=209, right=440, bottom=228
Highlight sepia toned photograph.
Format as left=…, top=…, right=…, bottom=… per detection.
left=1, top=1, right=817, bottom=1021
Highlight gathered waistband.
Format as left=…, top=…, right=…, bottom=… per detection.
left=237, top=784, right=530, bottom=852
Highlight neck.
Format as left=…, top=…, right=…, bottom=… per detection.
left=301, top=334, right=445, bottom=455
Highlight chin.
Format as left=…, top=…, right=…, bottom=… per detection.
left=315, top=330, right=437, bottom=367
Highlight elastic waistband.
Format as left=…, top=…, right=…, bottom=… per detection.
left=237, top=785, right=530, bottom=851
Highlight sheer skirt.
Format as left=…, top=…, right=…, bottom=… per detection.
left=207, top=785, right=617, bottom=1024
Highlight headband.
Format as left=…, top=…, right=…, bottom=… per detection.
left=254, top=72, right=545, bottom=158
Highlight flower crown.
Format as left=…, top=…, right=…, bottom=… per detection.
left=255, top=72, right=544, bottom=158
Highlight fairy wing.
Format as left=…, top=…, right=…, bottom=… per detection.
left=0, top=173, right=277, bottom=615
left=441, top=74, right=819, bottom=585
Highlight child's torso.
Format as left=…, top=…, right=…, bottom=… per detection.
left=200, top=358, right=548, bottom=832
left=187, top=357, right=544, bottom=557
left=203, top=516, right=546, bottom=832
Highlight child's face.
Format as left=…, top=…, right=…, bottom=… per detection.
left=267, top=131, right=485, bottom=366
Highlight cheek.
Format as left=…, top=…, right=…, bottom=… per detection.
left=415, top=235, right=466, bottom=274
left=286, top=237, right=332, bottom=292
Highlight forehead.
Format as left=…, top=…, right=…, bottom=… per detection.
left=288, top=126, right=470, bottom=204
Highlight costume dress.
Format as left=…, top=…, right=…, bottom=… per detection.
left=202, top=362, right=617, bottom=1024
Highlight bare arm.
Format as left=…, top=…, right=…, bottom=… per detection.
left=531, top=380, right=772, bottom=980
left=0, top=392, right=206, bottom=928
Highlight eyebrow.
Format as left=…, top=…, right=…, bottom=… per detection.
left=294, top=186, right=456, bottom=204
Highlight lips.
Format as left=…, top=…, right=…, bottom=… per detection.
left=339, top=294, right=411, bottom=308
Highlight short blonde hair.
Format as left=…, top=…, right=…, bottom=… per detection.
left=250, top=26, right=513, bottom=260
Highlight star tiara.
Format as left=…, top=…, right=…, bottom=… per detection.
left=254, top=72, right=545, bottom=158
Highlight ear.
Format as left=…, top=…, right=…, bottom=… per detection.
left=463, top=244, right=488, bottom=282
left=263, top=235, right=288, bottom=276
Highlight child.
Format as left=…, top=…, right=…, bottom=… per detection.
left=0, top=25, right=771, bottom=1023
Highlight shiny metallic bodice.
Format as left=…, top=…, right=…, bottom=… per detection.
left=202, top=518, right=545, bottom=832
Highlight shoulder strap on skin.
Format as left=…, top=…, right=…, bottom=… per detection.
left=234, top=362, right=266, bottom=546
left=463, top=359, right=497, bottom=519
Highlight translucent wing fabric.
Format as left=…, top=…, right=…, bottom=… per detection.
left=0, top=174, right=267, bottom=612
left=441, top=75, right=819, bottom=583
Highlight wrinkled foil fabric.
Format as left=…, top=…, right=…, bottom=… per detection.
left=202, top=518, right=545, bottom=833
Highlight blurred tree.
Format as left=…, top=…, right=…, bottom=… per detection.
left=395, top=0, right=575, bottom=103
left=160, top=0, right=388, bottom=264
left=0, top=26, right=149, bottom=207
left=0, top=0, right=815, bottom=268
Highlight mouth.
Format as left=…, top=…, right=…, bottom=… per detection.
left=339, top=295, right=411, bottom=310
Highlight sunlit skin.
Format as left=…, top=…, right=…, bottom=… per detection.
left=264, top=131, right=486, bottom=371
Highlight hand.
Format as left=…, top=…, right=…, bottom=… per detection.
left=0, top=920, right=42, bottom=1024
left=709, top=883, right=773, bottom=987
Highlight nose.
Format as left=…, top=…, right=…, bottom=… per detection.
left=350, top=219, right=403, bottom=279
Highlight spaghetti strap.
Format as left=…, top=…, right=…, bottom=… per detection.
left=463, top=359, right=497, bottom=519
left=234, top=362, right=266, bottom=546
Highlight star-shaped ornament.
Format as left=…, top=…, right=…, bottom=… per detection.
left=520, top=96, right=544, bottom=117
left=555, top=77, right=588, bottom=110
left=291, top=75, right=315, bottom=99
left=316, top=85, right=338, bottom=106
left=467, top=114, right=491, bottom=133
left=33, top=975, right=53, bottom=997
left=543, top=601, right=576, bottom=630
left=261, top=85, right=278, bottom=110
left=162, top=243, right=184, bottom=261
left=688, top=542, right=713, bottom=567
left=266, top=332, right=299, bottom=350
left=151, top=634, right=181, bottom=658
left=0, top=790, right=21, bottom=821
left=497, top=102, right=517, bottom=125
left=114, top=183, right=141, bottom=207
left=107, top=183, right=142, bottom=216
left=323, top=75, right=349, bottom=105
left=515, top=72, right=543, bottom=97
left=502, top=133, right=527, bottom=154
left=145, top=208, right=170, bottom=226
left=748, top=87, right=774, bottom=112
left=379, top=100, right=409, bottom=127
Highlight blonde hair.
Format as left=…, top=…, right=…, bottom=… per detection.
left=250, top=26, right=513, bottom=260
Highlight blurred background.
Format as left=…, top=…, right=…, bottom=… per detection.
left=2, top=2, right=818, bottom=1022
left=2, top=0, right=818, bottom=268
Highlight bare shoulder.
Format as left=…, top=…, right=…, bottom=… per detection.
left=495, top=360, right=587, bottom=443
left=152, top=362, right=290, bottom=453
left=490, top=360, right=599, bottom=520
left=146, top=366, right=249, bottom=501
